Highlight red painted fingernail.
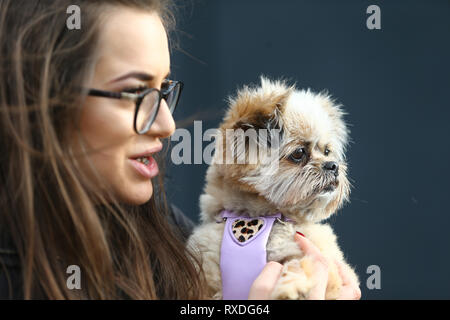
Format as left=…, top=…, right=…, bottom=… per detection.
left=296, top=231, right=305, bottom=237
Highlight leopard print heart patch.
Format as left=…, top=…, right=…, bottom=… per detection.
left=232, top=218, right=264, bottom=243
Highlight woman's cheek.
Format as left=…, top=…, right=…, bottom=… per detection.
left=79, top=100, right=135, bottom=186
left=94, top=103, right=134, bottom=140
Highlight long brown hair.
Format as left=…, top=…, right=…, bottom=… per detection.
left=0, top=0, right=206, bottom=299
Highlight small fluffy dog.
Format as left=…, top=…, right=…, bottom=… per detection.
left=187, top=76, right=359, bottom=300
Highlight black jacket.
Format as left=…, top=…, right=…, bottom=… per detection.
left=0, top=203, right=195, bottom=299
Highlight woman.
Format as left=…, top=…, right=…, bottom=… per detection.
left=0, top=0, right=360, bottom=299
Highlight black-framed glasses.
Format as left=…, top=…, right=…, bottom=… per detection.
left=87, top=80, right=183, bottom=135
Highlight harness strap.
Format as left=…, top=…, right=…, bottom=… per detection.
left=218, top=209, right=292, bottom=300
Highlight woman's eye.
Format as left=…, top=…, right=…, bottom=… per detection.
left=289, top=148, right=306, bottom=163
left=324, top=148, right=331, bottom=156
left=122, top=85, right=149, bottom=94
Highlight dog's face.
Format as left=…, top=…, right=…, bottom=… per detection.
left=215, top=76, right=350, bottom=222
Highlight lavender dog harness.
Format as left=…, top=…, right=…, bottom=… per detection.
left=219, top=209, right=291, bottom=300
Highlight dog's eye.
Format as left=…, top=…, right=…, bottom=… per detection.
left=289, top=148, right=306, bottom=163
left=324, top=148, right=331, bottom=156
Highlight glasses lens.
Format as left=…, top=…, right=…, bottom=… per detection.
left=165, top=83, right=181, bottom=113
left=136, top=90, right=160, bottom=134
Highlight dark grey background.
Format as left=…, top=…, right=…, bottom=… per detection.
left=165, top=0, right=450, bottom=299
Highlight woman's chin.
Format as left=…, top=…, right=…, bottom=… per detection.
left=119, top=180, right=154, bottom=205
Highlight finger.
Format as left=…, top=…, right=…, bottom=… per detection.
left=294, top=233, right=327, bottom=264
left=334, top=259, right=358, bottom=288
left=307, top=264, right=329, bottom=300
left=336, top=286, right=355, bottom=300
left=336, top=285, right=362, bottom=300
left=334, top=259, right=351, bottom=286
left=248, top=261, right=283, bottom=300
left=334, top=259, right=361, bottom=300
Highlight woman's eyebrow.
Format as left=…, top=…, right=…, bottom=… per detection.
left=110, top=72, right=154, bottom=83
left=109, top=71, right=171, bottom=83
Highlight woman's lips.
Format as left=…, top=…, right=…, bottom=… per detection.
left=130, top=144, right=163, bottom=159
left=129, top=156, right=159, bottom=179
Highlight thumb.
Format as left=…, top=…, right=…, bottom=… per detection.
left=248, top=261, right=283, bottom=300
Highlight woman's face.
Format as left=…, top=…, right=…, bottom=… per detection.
left=75, top=8, right=175, bottom=205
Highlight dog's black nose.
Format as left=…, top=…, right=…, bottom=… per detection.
left=322, top=161, right=339, bottom=176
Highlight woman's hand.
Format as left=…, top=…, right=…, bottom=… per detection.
left=247, top=260, right=284, bottom=299
left=296, top=234, right=361, bottom=300
left=334, top=258, right=361, bottom=300
left=248, top=232, right=329, bottom=300
left=248, top=232, right=361, bottom=300
left=292, top=232, right=330, bottom=299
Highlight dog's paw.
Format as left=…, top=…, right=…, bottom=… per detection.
left=270, top=258, right=315, bottom=300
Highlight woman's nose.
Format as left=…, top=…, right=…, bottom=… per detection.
left=146, top=99, right=176, bottom=138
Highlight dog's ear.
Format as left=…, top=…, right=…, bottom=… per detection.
left=223, top=76, right=293, bottom=138
left=233, top=107, right=282, bottom=132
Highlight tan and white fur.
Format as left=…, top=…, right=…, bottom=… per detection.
left=187, top=76, right=359, bottom=299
